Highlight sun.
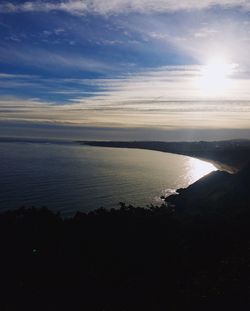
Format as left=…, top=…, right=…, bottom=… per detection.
left=196, top=57, right=235, bottom=97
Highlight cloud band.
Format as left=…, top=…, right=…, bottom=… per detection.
left=0, top=0, right=249, bottom=15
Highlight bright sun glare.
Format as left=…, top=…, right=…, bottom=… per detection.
left=188, top=158, right=217, bottom=183
left=197, top=58, right=236, bottom=97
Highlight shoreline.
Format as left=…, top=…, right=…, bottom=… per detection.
left=79, top=140, right=250, bottom=174
left=183, top=156, right=236, bottom=173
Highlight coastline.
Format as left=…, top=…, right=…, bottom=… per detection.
left=184, top=156, right=236, bottom=174
left=79, top=140, right=250, bottom=174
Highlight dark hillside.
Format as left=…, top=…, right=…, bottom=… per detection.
left=1, top=191, right=250, bottom=310
left=166, top=162, right=250, bottom=217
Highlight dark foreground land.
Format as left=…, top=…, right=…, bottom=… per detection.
left=1, top=159, right=250, bottom=310
left=81, top=139, right=250, bottom=172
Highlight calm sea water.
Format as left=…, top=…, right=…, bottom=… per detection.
left=0, top=141, right=216, bottom=216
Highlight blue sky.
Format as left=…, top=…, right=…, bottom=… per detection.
left=1, top=0, right=250, bottom=130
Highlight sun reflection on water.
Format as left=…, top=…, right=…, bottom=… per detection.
left=159, top=156, right=218, bottom=203
left=187, top=157, right=217, bottom=184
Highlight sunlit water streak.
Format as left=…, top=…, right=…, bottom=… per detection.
left=187, top=157, right=217, bottom=184
left=0, top=142, right=217, bottom=216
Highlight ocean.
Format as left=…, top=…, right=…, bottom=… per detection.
left=0, top=140, right=216, bottom=216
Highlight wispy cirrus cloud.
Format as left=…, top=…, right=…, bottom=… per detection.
left=1, top=0, right=250, bottom=15
left=1, top=65, right=250, bottom=129
left=0, top=45, right=113, bottom=73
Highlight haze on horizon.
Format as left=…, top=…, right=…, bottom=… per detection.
left=1, top=0, right=250, bottom=135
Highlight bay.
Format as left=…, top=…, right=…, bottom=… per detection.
left=0, top=141, right=216, bottom=216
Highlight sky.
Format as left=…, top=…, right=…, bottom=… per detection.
left=1, top=0, right=250, bottom=133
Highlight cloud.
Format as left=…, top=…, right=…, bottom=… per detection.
left=1, top=65, right=250, bottom=129
left=194, top=27, right=219, bottom=38
left=0, top=73, right=35, bottom=79
left=0, top=45, right=112, bottom=73
left=66, top=64, right=250, bottom=103
left=0, top=0, right=250, bottom=15
left=0, top=1, right=88, bottom=14
left=1, top=95, right=250, bottom=129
